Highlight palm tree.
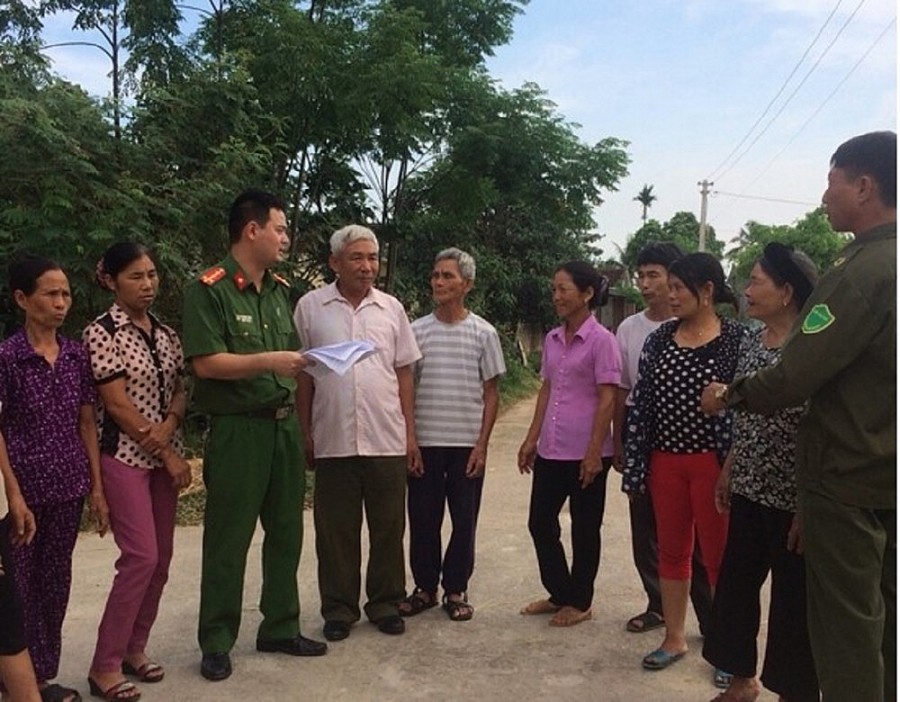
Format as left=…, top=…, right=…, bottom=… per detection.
left=634, top=184, right=657, bottom=222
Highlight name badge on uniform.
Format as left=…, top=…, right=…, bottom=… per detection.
left=235, top=314, right=253, bottom=324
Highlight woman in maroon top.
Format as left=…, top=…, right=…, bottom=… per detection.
left=85, top=243, right=190, bottom=702
left=0, top=256, right=109, bottom=702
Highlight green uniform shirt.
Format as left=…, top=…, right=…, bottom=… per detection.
left=729, top=222, right=896, bottom=509
left=183, top=254, right=300, bottom=415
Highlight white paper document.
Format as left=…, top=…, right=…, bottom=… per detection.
left=302, top=340, right=377, bottom=379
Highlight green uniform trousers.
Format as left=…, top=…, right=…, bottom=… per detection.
left=198, top=414, right=305, bottom=653
left=314, top=456, right=406, bottom=623
left=801, top=489, right=896, bottom=702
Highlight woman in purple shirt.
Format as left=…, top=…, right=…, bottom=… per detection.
left=0, top=256, right=109, bottom=702
left=517, top=261, right=621, bottom=627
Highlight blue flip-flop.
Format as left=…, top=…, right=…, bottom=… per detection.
left=642, top=648, right=686, bottom=670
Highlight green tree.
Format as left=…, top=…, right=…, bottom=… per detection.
left=621, top=211, right=724, bottom=270
left=634, top=183, right=656, bottom=222
left=727, top=208, right=850, bottom=284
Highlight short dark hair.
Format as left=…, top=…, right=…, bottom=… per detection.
left=556, top=261, right=609, bottom=309
left=9, top=255, right=62, bottom=297
left=97, top=242, right=153, bottom=290
left=831, top=131, right=896, bottom=208
left=228, top=189, right=286, bottom=245
left=635, top=241, right=684, bottom=269
left=668, top=252, right=738, bottom=312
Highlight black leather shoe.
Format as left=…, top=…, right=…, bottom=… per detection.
left=256, top=634, right=328, bottom=656
left=200, top=652, right=232, bottom=681
left=323, top=620, right=351, bottom=641
left=375, top=614, right=405, bottom=635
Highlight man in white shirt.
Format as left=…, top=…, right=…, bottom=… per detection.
left=399, top=248, right=505, bottom=622
left=613, top=242, right=713, bottom=635
left=294, top=225, right=421, bottom=642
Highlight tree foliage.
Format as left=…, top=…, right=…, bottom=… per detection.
left=727, top=209, right=850, bottom=284
left=634, top=183, right=655, bottom=222
left=621, top=210, right=724, bottom=271
left=0, top=0, right=634, bottom=340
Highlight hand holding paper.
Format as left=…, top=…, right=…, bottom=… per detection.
left=302, top=340, right=377, bottom=379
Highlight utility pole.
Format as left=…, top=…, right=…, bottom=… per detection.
left=697, top=179, right=713, bottom=252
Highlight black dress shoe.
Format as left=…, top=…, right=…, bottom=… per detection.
left=256, top=634, right=328, bottom=656
left=200, top=652, right=232, bottom=681
left=375, top=615, right=405, bottom=635
left=323, top=620, right=351, bottom=641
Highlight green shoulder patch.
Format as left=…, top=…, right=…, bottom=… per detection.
left=801, top=303, right=835, bottom=334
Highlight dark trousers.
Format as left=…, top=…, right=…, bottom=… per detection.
left=623, top=408, right=711, bottom=631
left=314, top=456, right=407, bottom=623
left=801, top=489, right=896, bottom=702
left=407, top=446, right=484, bottom=595
left=198, top=415, right=304, bottom=654
left=703, top=494, right=819, bottom=701
left=527, top=455, right=611, bottom=612
left=0, top=518, right=27, bottom=656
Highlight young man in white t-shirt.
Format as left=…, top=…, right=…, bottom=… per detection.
left=613, top=242, right=713, bottom=635
left=398, top=248, right=506, bottom=622
left=0, top=429, right=41, bottom=702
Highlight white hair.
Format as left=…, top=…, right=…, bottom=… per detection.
left=330, top=224, right=379, bottom=256
left=435, top=247, right=476, bottom=282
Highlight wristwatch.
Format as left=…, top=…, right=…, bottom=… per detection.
left=714, top=384, right=729, bottom=405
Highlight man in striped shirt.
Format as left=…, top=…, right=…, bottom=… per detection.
left=398, top=248, right=506, bottom=622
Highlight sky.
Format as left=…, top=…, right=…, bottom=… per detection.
left=41, top=0, right=897, bottom=259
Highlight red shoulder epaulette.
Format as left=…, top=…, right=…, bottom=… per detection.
left=199, top=266, right=227, bottom=286
left=271, top=272, right=290, bottom=287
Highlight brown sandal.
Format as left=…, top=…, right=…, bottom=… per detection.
left=442, top=593, right=474, bottom=621
left=397, top=588, right=437, bottom=617
left=87, top=677, right=141, bottom=701
left=549, top=605, right=592, bottom=627
left=121, top=661, right=164, bottom=683
left=520, top=598, right=561, bottom=615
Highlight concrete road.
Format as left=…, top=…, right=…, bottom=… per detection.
left=58, top=396, right=777, bottom=701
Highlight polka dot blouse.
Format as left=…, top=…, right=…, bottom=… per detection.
left=83, top=304, right=184, bottom=470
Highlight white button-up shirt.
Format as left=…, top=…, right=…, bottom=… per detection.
left=294, top=282, right=421, bottom=458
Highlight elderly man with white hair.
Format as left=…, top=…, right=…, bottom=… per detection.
left=294, top=225, right=421, bottom=642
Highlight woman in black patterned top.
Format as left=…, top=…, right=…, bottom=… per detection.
left=702, top=244, right=820, bottom=702
left=84, top=243, right=191, bottom=701
left=622, top=253, right=745, bottom=674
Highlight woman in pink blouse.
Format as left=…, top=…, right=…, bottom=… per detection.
left=517, top=261, right=621, bottom=627
left=84, top=243, right=191, bottom=702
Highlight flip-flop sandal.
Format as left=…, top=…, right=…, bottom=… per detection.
left=121, top=661, right=164, bottom=683
left=397, top=588, right=438, bottom=617
left=641, top=648, right=686, bottom=670
left=40, top=684, right=83, bottom=702
left=549, top=606, right=592, bottom=627
left=87, top=678, right=141, bottom=701
left=626, top=610, right=665, bottom=633
left=520, top=599, right=561, bottom=615
left=442, top=593, right=474, bottom=621
left=713, top=669, right=733, bottom=689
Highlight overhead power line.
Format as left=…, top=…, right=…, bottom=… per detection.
left=713, top=191, right=819, bottom=206
left=706, top=0, right=844, bottom=182
left=714, top=0, right=869, bottom=184
left=741, top=17, right=896, bottom=194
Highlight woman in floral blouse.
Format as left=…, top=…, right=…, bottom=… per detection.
left=701, top=243, right=820, bottom=702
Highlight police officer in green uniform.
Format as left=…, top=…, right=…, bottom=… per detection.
left=183, top=190, right=327, bottom=682
left=702, top=131, right=896, bottom=702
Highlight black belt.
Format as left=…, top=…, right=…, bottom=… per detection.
left=244, top=405, right=294, bottom=421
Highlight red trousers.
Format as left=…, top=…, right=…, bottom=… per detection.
left=647, top=451, right=728, bottom=587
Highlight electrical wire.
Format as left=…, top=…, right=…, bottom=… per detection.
left=740, top=17, right=896, bottom=194
left=714, top=0, right=869, bottom=184
left=712, top=191, right=819, bottom=206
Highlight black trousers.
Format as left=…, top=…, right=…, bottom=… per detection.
left=527, top=456, right=611, bottom=612
left=623, top=408, right=712, bottom=631
left=407, top=447, right=485, bottom=595
left=703, top=494, right=819, bottom=701
left=0, top=517, right=27, bottom=656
